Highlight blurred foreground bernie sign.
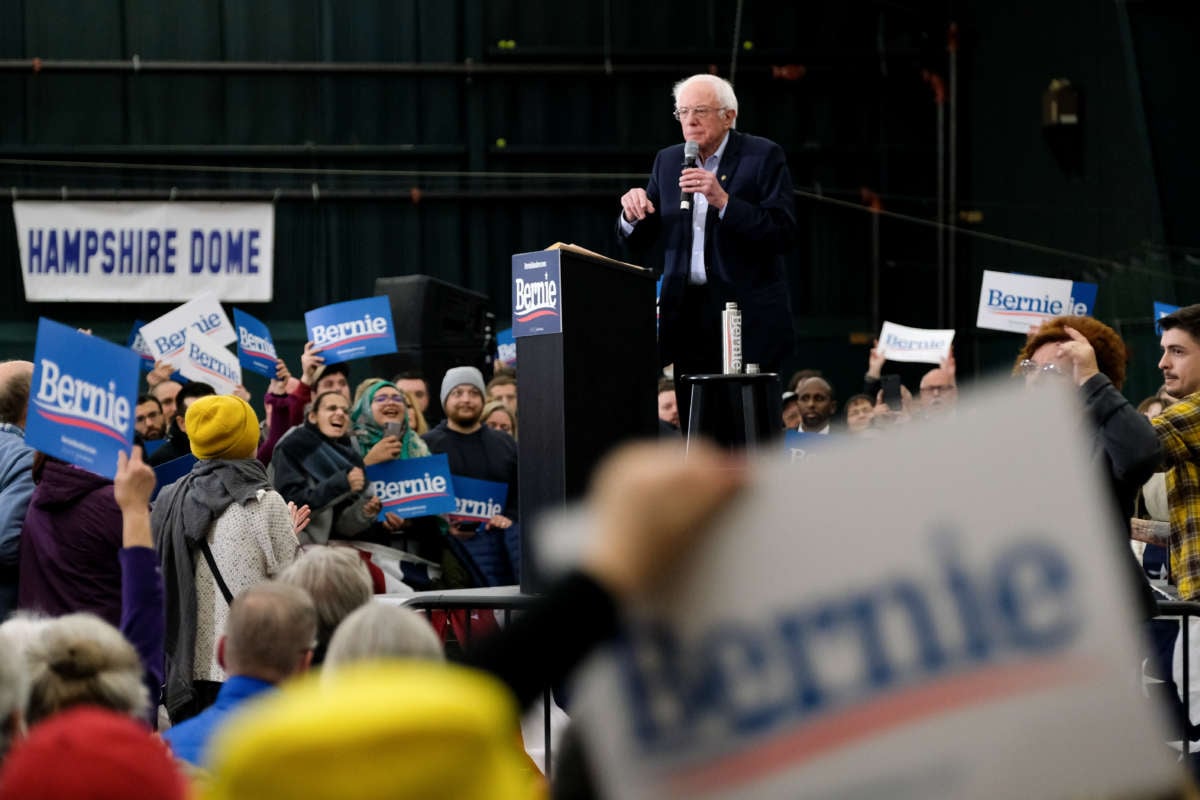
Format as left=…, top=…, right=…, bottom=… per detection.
left=976, top=270, right=1096, bottom=334
left=575, top=381, right=1175, bottom=799
left=27, top=319, right=140, bottom=480
left=13, top=202, right=273, bottom=302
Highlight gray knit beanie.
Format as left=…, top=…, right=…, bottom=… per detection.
left=440, top=366, right=487, bottom=406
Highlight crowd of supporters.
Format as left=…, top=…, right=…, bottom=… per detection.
left=4, top=304, right=1200, bottom=796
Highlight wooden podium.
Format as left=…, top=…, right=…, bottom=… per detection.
left=513, top=244, right=658, bottom=592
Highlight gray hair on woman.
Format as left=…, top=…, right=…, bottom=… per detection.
left=277, top=547, right=373, bottom=657
left=22, top=613, right=148, bottom=726
left=0, top=631, right=31, bottom=761
left=323, top=602, right=444, bottom=677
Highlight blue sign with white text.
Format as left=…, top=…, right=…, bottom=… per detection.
left=1155, top=301, right=1181, bottom=334
left=450, top=475, right=508, bottom=522
left=495, top=328, right=516, bottom=368
left=126, top=320, right=155, bottom=373
left=28, top=319, right=140, bottom=479
left=304, top=296, right=397, bottom=365
left=512, top=250, right=562, bottom=338
left=365, top=454, right=457, bottom=519
left=1071, top=281, right=1098, bottom=316
left=783, top=430, right=828, bottom=463
left=233, top=308, right=278, bottom=379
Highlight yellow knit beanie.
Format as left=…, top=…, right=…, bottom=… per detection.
left=186, top=395, right=259, bottom=460
left=201, top=661, right=538, bottom=800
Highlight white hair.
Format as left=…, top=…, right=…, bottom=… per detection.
left=0, top=613, right=52, bottom=658
left=672, top=74, right=739, bottom=123
left=22, top=613, right=148, bottom=726
left=323, top=602, right=444, bottom=679
left=0, top=630, right=31, bottom=761
left=277, top=547, right=373, bottom=650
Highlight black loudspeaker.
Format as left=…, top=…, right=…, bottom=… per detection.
left=371, top=276, right=493, bottom=422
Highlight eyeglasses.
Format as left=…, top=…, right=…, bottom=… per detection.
left=672, top=106, right=725, bottom=121
left=921, top=384, right=957, bottom=396
left=373, top=394, right=407, bottom=405
left=1018, top=360, right=1068, bottom=379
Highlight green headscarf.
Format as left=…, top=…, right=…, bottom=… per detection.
left=351, top=379, right=430, bottom=460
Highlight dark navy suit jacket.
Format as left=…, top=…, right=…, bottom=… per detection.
left=619, top=129, right=797, bottom=369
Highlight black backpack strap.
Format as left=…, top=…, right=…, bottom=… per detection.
left=199, top=540, right=235, bottom=605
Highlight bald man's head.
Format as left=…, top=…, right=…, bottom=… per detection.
left=918, top=368, right=957, bottom=414
left=0, top=361, right=34, bottom=427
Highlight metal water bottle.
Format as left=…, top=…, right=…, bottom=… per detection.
left=722, top=302, right=742, bottom=374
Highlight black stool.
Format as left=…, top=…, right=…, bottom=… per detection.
left=680, top=373, right=782, bottom=452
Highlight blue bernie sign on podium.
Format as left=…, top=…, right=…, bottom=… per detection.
left=28, top=318, right=140, bottom=479
left=304, top=296, right=397, bottom=365
left=512, top=250, right=562, bottom=338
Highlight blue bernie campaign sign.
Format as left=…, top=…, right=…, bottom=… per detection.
left=28, top=318, right=140, bottom=480
left=232, top=308, right=278, bottom=379
left=151, top=453, right=197, bottom=501
left=1155, top=301, right=1181, bottom=334
left=495, top=327, right=516, bottom=368
left=366, top=454, right=457, bottom=519
left=783, top=430, right=828, bottom=463
left=450, top=475, right=508, bottom=522
left=126, top=320, right=156, bottom=374
left=512, top=249, right=562, bottom=338
left=304, top=296, right=397, bottom=365
left=1071, top=280, right=1098, bottom=315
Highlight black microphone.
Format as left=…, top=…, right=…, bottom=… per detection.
left=680, top=141, right=700, bottom=211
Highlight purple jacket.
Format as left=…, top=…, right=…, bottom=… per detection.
left=18, top=460, right=123, bottom=627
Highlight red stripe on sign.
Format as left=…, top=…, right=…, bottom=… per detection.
left=36, top=408, right=128, bottom=444
left=383, top=492, right=449, bottom=507
left=515, top=309, right=558, bottom=323
left=665, top=655, right=1093, bottom=796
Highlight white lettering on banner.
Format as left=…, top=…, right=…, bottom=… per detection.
left=238, top=328, right=275, bottom=358
left=455, top=497, right=504, bottom=518
left=372, top=474, right=449, bottom=503
left=523, top=260, right=548, bottom=270
left=514, top=277, right=558, bottom=314
left=985, top=290, right=1086, bottom=317
left=311, top=314, right=389, bottom=348
left=35, top=359, right=131, bottom=434
left=614, top=532, right=1076, bottom=753
left=187, top=343, right=239, bottom=384
left=153, top=313, right=226, bottom=356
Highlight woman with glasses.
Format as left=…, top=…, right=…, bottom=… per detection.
left=350, top=379, right=431, bottom=465
left=1013, top=315, right=1161, bottom=617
